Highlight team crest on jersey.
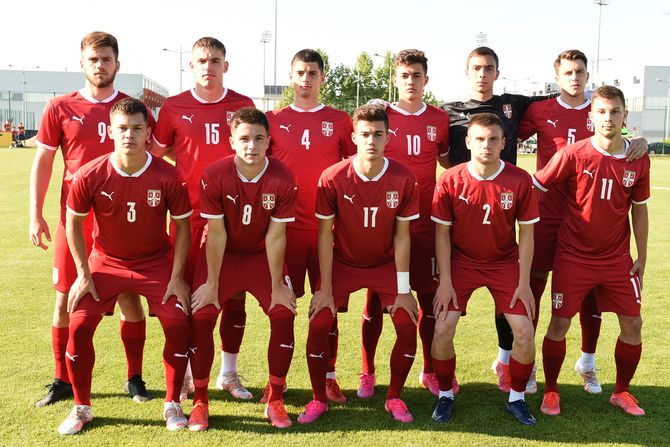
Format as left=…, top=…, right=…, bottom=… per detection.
left=552, top=293, right=563, bottom=309
left=586, top=117, right=594, bottom=132
left=322, top=121, right=334, bottom=137
left=226, top=111, right=234, bottom=125
left=386, top=191, right=399, bottom=209
left=147, top=190, right=161, bottom=207
left=262, top=193, right=276, bottom=210
left=623, top=170, right=636, bottom=187
left=426, top=125, right=437, bottom=142
left=500, top=192, right=514, bottom=210
left=503, top=104, right=513, bottom=119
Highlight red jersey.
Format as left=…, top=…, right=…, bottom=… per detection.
left=36, top=89, right=157, bottom=223
left=431, top=161, right=539, bottom=267
left=153, top=88, right=255, bottom=217
left=384, top=103, right=449, bottom=233
left=267, top=104, right=356, bottom=231
left=519, top=97, right=593, bottom=221
left=67, top=153, right=192, bottom=269
left=315, top=157, right=419, bottom=268
left=200, top=155, right=297, bottom=254
left=533, top=138, right=650, bottom=263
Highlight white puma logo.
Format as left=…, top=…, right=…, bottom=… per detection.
left=388, top=128, right=398, bottom=136
left=308, top=352, right=324, bottom=358
left=279, top=342, right=294, bottom=350
left=71, top=115, right=85, bottom=124
left=226, top=194, right=238, bottom=204
left=280, top=124, right=292, bottom=132
left=173, top=351, right=189, bottom=358
left=201, top=180, right=207, bottom=190
left=189, top=347, right=198, bottom=354
left=182, top=114, right=194, bottom=123
left=458, top=194, right=470, bottom=204
left=343, top=194, right=355, bottom=204
left=582, top=169, right=595, bottom=179
left=362, top=314, right=372, bottom=322
left=328, top=331, right=338, bottom=336
left=232, top=324, right=245, bottom=329
left=65, top=351, right=78, bottom=362
left=547, top=119, right=558, bottom=127
left=101, top=191, right=114, bottom=201
left=403, top=353, right=415, bottom=359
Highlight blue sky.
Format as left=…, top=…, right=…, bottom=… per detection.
left=6, top=0, right=670, bottom=100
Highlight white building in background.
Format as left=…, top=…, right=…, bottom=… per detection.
left=0, top=69, right=168, bottom=131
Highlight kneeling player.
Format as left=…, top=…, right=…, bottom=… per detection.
left=534, top=86, right=649, bottom=417
left=430, top=113, right=539, bottom=425
left=188, top=108, right=298, bottom=430
left=59, top=98, right=193, bottom=435
left=299, top=104, right=420, bottom=424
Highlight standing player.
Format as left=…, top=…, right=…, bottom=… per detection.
left=518, top=49, right=648, bottom=393
left=534, top=86, right=649, bottom=417
left=430, top=113, right=538, bottom=426
left=58, top=98, right=192, bottom=434
left=152, top=36, right=255, bottom=401
left=187, top=108, right=298, bottom=430
left=299, top=104, right=419, bottom=424
left=267, top=49, right=356, bottom=402
left=29, top=31, right=154, bottom=407
left=360, top=49, right=450, bottom=398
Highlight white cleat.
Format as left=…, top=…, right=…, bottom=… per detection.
left=163, top=401, right=187, bottom=431
left=216, top=372, right=253, bottom=400
left=575, top=361, right=603, bottom=394
left=58, top=405, right=93, bottom=435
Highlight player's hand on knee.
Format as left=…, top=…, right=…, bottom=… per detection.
left=308, top=289, right=336, bottom=321
left=163, top=276, right=191, bottom=315
left=29, top=216, right=51, bottom=250
left=191, top=282, right=220, bottom=314
left=511, top=283, right=535, bottom=321
left=391, top=292, right=418, bottom=325
left=269, top=284, right=297, bottom=315
left=68, top=274, right=98, bottom=312
left=433, top=283, right=458, bottom=319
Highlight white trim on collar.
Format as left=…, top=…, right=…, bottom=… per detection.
left=467, top=159, right=505, bottom=181
left=590, top=137, right=630, bottom=159
left=190, top=87, right=228, bottom=104
left=237, top=157, right=269, bottom=183
left=557, top=97, right=591, bottom=110
left=352, top=157, right=389, bottom=182
left=78, top=89, right=119, bottom=104
left=110, top=152, right=152, bottom=177
left=388, top=102, right=427, bottom=116
left=289, top=103, right=326, bottom=113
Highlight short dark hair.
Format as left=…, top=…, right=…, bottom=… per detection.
left=592, top=85, right=626, bottom=109
left=110, top=97, right=148, bottom=123
left=81, top=31, right=119, bottom=59
left=192, top=37, right=226, bottom=57
left=353, top=104, right=389, bottom=130
left=467, top=46, right=499, bottom=69
left=230, top=107, right=269, bottom=132
left=394, top=49, right=428, bottom=75
left=467, top=112, right=503, bottom=134
left=554, top=49, right=588, bottom=72
left=291, top=49, right=324, bottom=72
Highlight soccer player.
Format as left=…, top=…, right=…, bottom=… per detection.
left=518, top=50, right=648, bottom=394
left=299, top=104, right=419, bottom=424
left=267, top=48, right=356, bottom=402
left=29, top=31, right=154, bottom=407
left=430, top=113, right=539, bottom=426
left=152, top=36, right=255, bottom=401
left=58, top=98, right=192, bottom=435
left=534, top=86, right=649, bottom=417
left=359, top=49, right=450, bottom=398
left=187, top=108, right=297, bottom=430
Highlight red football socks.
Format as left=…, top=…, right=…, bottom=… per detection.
left=614, top=339, right=642, bottom=394
left=66, top=315, right=103, bottom=406
left=158, top=317, right=190, bottom=403
left=387, top=308, right=417, bottom=400
left=432, top=356, right=456, bottom=392
left=120, top=319, right=145, bottom=379
left=52, top=326, right=70, bottom=383
left=417, top=292, right=436, bottom=374
left=361, top=290, right=383, bottom=375
left=580, top=291, right=602, bottom=354
left=509, top=356, right=534, bottom=393
left=542, top=336, right=566, bottom=393
left=219, top=296, right=246, bottom=354
left=267, top=307, right=295, bottom=402
left=306, top=308, right=333, bottom=402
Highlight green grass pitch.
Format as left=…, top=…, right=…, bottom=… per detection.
left=0, top=149, right=668, bottom=446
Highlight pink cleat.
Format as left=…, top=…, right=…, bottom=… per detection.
left=297, top=400, right=328, bottom=424
left=385, top=398, right=414, bottom=423
left=491, top=360, right=511, bottom=393
left=419, top=371, right=439, bottom=396
left=265, top=399, right=292, bottom=428
left=357, top=373, right=375, bottom=399
left=326, top=378, right=347, bottom=403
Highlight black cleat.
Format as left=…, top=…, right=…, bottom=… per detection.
left=431, top=396, right=455, bottom=422
left=36, top=379, right=73, bottom=407
left=124, top=375, right=153, bottom=403
left=506, top=399, right=537, bottom=425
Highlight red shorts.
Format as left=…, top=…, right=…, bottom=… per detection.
left=531, top=218, right=561, bottom=272
left=410, top=230, right=438, bottom=294
left=551, top=253, right=642, bottom=318
left=332, top=260, right=397, bottom=312
left=450, top=262, right=527, bottom=316
left=193, top=249, right=290, bottom=316
left=53, top=216, right=94, bottom=293
left=285, top=227, right=319, bottom=298
left=70, top=251, right=187, bottom=321
left=171, top=218, right=206, bottom=287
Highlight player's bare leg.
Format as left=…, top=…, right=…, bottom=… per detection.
left=430, top=311, right=460, bottom=422
left=504, top=314, right=536, bottom=425
left=541, top=315, right=572, bottom=416
left=610, top=315, right=644, bottom=416
left=117, top=292, right=151, bottom=402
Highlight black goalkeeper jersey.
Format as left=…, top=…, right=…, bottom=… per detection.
left=442, top=93, right=552, bottom=166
